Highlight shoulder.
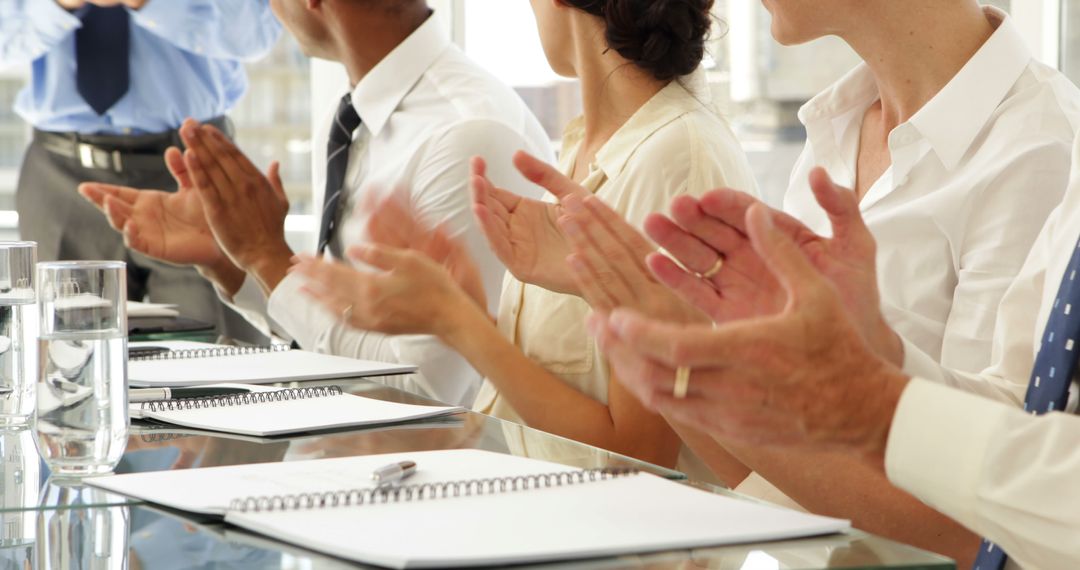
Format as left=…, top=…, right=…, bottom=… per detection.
left=990, top=61, right=1080, bottom=145
left=623, top=106, right=758, bottom=199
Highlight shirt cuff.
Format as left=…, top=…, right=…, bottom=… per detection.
left=216, top=276, right=275, bottom=339
left=31, top=0, right=82, bottom=35
left=267, top=271, right=337, bottom=350
left=885, top=378, right=1005, bottom=527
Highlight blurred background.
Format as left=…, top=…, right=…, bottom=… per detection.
left=0, top=0, right=1056, bottom=247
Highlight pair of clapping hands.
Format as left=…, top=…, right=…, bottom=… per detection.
left=80, top=120, right=907, bottom=460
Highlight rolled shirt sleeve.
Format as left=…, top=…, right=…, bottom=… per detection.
left=886, top=378, right=1080, bottom=569
left=130, top=0, right=281, bottom=61
left=0, top=0, right=81, bottom=66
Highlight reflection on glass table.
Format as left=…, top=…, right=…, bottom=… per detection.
left=2, top=377, right=681, bottom=514
left=14, top=502, right=954, bottom=570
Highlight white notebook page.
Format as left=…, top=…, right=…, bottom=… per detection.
left=136, top=391, right=463, bottom=437
left=128, top=341, right=416, bottom=387
left=90, top=450, right=849, bottom=568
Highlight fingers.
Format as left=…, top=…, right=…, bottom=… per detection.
left=698, top=189, right=808, bottom=241
left=512, top=150, right=586, bottom=200
left=745, top=203, right=827, bottom=308
left=184, top=149, right=225, bottom=221
left=164, top=147, right=193, bottom=189
left=604, top=308, right=737, bottom=367
left=807, top=167, right=873, bottom=247
left=577, top=196, right=654, bottom=273
left=646, top=253, right=725, bottom=316
left=267, top=161, right=286, bottom=202
left=102, top=196, right=133, bottom=231
left=559, top=208, right=637, bottom=304
left=643, top=213, right=723, bottom=276
left=587, top=312, right=675, bottom=410
left=78, top=182, right=139, bottom=211
left=347, top=244, right=416, bottom=272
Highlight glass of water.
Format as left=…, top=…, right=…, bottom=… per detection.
left=34, top=261, right=127, bottom=476
left=0, top=242, right=37, bottom=426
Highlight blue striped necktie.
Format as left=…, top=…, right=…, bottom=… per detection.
left=317, top=94, right=363, bottom=257
left=75, top=6, right=131, bottom=115
left=972, top=237, right=1080, bottom=569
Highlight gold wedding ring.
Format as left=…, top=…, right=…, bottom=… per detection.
left=673, top=366, right=691, bottom=399
left=341, top=304, right=354, bottom=322
left=700, top=257, right=724, bottom=280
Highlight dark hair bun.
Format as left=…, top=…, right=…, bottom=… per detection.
left=571, top=0, right=714, bottom=82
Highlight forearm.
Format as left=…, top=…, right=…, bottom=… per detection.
left=723, top=444, right=980, bottom=567
left=0, top=0, right=80, bottom=66
left=443, top=306, right=677, bottom=465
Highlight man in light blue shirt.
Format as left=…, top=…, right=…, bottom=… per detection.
left=0, top=0, right=280, bottom=328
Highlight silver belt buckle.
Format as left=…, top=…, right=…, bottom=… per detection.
left=77, top=143, right=123, bottom=173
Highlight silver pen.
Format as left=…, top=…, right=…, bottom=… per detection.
left=371, top=461, right=417, bottom=488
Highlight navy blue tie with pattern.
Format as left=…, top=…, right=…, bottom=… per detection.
left=972, top=238, right=1080, bottom=569
left=75, top=6, right=131, bottom=116
left=317, top=94, right=363, bottom=258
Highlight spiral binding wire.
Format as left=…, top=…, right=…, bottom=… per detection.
left=138, top=431, right=196, bottom=444
left=141, top=386, right=343, bottom=413
left=227, top=467, right=639, bottom=513
left=130, top=344, right=292, bottom=362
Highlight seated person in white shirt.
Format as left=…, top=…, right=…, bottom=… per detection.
left=582, top=138, right=1080, bottom=567
left=78, top=0, right=553, bottom=407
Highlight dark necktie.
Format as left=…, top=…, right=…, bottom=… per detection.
left=75, top=6, right=131, bottom=116
left=318, top=94, right=363, bottom=258
left=972, top=237, right=1080, bottom=570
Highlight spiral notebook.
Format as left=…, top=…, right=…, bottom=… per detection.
left=128, top=341, right=417, bottom=387
left=130, top=385, right=464, bottom=437
left=88, top=449, right=850, bottom=569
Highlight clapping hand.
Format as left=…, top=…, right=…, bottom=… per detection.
left=291, top=197, right=488, bottom=337
left=180, top=120, right=293, bottom=294
left=78, top=145, right=245, bottom=292
left=471, top=152, right=590, bottom=294
left=645, top=168, right=903, bottom=364
left=558, top=194, right=708, bottom=324
left=589, top=204, right=909, bottom=461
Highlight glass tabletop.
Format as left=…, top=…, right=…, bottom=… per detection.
left=1, top=376, right=681, bottom=514
left=0, top=373, right=957, bottom=570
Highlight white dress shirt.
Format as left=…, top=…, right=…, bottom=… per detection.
left=226, top=14, right=554, bottom=406
left=887, top=379, right=1080, bottom=570
left=783, top=7, right=1080, bottom=385
left=738, top=6, right=1080, bottom=509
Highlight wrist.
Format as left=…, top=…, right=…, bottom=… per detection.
left=437, top=299, right=492, bottom=353
left=859, top=366, right=910, bottom=469
left=247, top=245, right=295, bottom=297
left=197, top=258, right=246, bottom=298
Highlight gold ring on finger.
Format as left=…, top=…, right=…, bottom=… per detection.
left=700, top=257, right=724, bottom=280
left=673, top=366, right=692, bottom=399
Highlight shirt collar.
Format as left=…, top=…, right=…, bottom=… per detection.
left=563, top=75, right=710, bottom=181
left=350, top=12, right=451, bottom=137
left=908, top=6, right=1031, bottom=171
left=798, top=6, right=1030, bottom=174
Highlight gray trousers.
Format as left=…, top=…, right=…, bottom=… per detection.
left=15, top=132, right=263, bottom=341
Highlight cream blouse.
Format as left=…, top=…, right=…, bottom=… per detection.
left=472, top=77, right=759, bottom=481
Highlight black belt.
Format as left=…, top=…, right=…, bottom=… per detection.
left=35, top=116, right=231, bottom=174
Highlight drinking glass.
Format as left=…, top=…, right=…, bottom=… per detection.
left=0, top=241, right=37, bottom=426
left=34, top=261, right=128, bottom=476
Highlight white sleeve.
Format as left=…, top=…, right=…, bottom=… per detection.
left=265, top=118, right=550, bottom=407
left=886, top=379, right=1080, bottom=570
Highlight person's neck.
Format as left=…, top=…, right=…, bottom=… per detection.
left=576, top=45, right=666, bottom=160
left=842, top=1, right=994, bottom=129
left=331, top=6, right=433, bottom=87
